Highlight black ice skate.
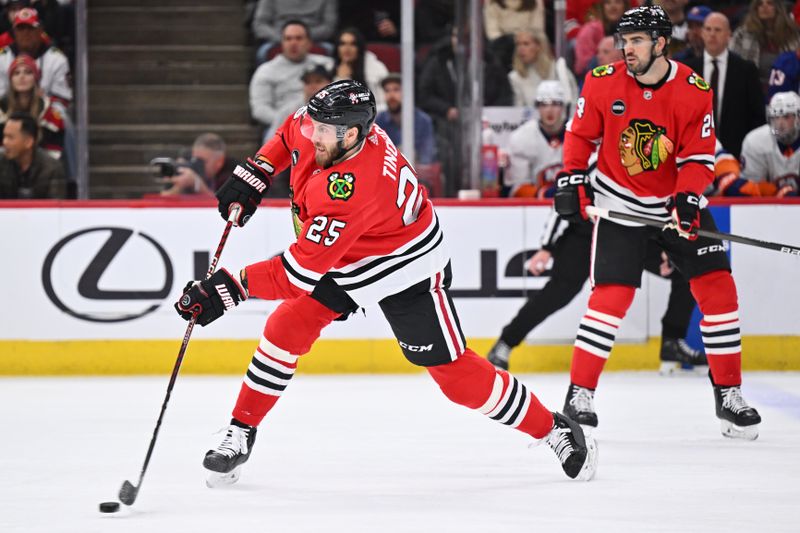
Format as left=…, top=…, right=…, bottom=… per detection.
left=487, top=339, right=511, bottom=370
left=204, top=421, right=257, bottom=488
left=712, top=382, right=761, bottom=440
left=563, top=383, right=598, bottom=429
left=659, top=337, right=708, bottom=375
left=543, top=412, right=598, bottom=481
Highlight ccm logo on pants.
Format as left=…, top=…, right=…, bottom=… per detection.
left=399, top=341, right=433, bottom=352
left=697, top=244, right=726, bottom=255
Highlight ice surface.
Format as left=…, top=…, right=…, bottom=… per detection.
left=1, top=372, right=798, bottom=532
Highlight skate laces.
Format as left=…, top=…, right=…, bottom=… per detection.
left=721, top=387, right=750, bottom=414
left=568, top=386, right=594, bottom=413
left=544, top=425, right=574, bottom=464
left=215, top=426, right=250, bottom=458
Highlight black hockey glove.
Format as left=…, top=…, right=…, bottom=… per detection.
left=663, top=192, right=700, bottom=242
left=216, top=156, right=273, bottom=227
left=174, top=268, right=247, bottom=326
left=554, top=170, right=593, bottom=223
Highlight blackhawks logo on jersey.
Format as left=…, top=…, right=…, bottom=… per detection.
left=591, top=64, right=615, bottom=77
left=327, top=172, right=355, bottom=200
left=687, top=73, right=710, bottom=92
left=618, top=119, right=674, bottom=176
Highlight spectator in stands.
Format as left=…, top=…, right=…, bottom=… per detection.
left=673, top=5, right=711, bottom=63
left=337, top=1, right=400, bottom=43
left=731, top=0, right=800, bottom=94
left=375, top=73, right=437, bottom=165
left=656, top=0, right=690, bottom=56
left=581, top=35, right=622, bottom=87
left=504, top=81, right=567, bottom=198
left=330, top=27, right=389, bottom=112
left=0, top=0, right=29, bottom=48
left=418, top=25, right=513, bottom=127
left=573, top=0, right=629, bottom=76
left=739, top=91, right=800, bottom=197
left=266, top=63, right=332, bottom=139
left=767, top=44, right=800, bottom=98
left=0, top=54, right=64, bottom=159
left=415, top=0, right=455, bottom=46
left=251, top=0, right=337, bottom=65
left=685, top=12, right=765, bottom=159
left=508, top=29, right=578, bottom=108
left=0, top=111, right=64, bottom=198
left=418, top=25, right=512, bottom=193
left=161, top=133, right=236, bottom=196
left=0, top=8, right=70, bottom=103
left=484, top=0, right=545, bottom=70
left=249, top=20, right=332, bottom=135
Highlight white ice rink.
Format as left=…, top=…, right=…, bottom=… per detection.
left=2, top=371, right=799, bottom=533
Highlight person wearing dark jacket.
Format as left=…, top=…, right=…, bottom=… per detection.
left=684, top=12, right=765, bottom=159
left=418, top=28, right=512, bottom=193
left=0, top=111, right=65, bottom=198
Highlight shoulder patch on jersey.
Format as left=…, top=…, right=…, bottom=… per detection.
left=686, top=73, right=710, bottom=91
left=327, top=172, right=355, bottom=201
left=591, top=64, right=615, bottom=78
left=618, top=119, right=674, bottom=175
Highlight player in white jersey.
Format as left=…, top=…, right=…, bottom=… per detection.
left=739, top=91, right=800, bottom=197
left=505, top=81, right=568, bottom=198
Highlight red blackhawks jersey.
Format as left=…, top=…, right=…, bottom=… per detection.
left=565, top=60, right=715, bottom=223
left=244, top=107, right=449, bottom=305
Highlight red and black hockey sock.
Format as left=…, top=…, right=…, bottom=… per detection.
left=428, top=349, right=554, bottom=439
left=691, top=270, right=742, bottom=386
left=570, top=284, right=635, bottom=389
left=232, top=296, right=340, bottom=427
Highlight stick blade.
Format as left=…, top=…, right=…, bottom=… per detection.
left=118, top=480, right=138, bottom=506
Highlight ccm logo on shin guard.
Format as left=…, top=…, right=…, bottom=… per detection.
left=697, top=244, right=727, bottom=255
left=399, top=341, right=433, bottom=352
left=215, top=284, right=236, bottom=310
left=233, top=165, right=267, bottom=193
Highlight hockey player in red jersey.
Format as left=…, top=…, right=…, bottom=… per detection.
left=174, top=80, right=598, bottom=483
left=554, top=5, right=761, bottom=440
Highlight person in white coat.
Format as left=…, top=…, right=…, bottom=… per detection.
left=507, top=28, right=577, bottom=109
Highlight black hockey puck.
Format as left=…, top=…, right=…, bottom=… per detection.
left=99, top=501, right=120, bottom=513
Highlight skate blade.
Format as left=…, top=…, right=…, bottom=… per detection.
left=206, top=466, right=242, bottom=488
left=575, top=436, right=599, bottom=482
left=720, top=420, right=759, bottom=441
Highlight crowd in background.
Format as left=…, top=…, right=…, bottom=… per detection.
left=2, top=0, right=800, bottom=200
left=0, top=0, right=73, bottom=199
left=241, top=0, right=800, bottom=201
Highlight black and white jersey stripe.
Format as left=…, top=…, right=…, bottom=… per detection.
left=676, top=154, right=714, bottom=170
left=591, top=168, right=711, bottom=227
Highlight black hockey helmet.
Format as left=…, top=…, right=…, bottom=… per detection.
left=306, top=79, right=377, bottom=141
left=616, top=5, right=673, bottom=41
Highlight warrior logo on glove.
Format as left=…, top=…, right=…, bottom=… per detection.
left=175, top=269, right=247, bottom=326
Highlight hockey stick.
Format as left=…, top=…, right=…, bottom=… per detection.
left=118, top=207, right=240, bottom=506
left=586, top=205, right=800, bottom=257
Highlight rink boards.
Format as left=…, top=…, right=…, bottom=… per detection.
left=0, top=199, right=798, bottom=374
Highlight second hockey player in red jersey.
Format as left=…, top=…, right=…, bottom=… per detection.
left=174, top=80, right=598, bottom=485
left=554, top=5, right=761, bottom=440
